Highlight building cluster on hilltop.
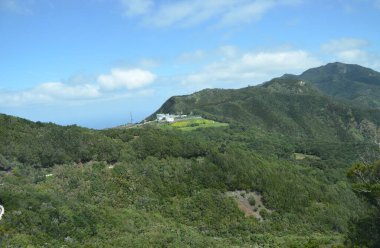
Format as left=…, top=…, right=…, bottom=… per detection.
left=156, top=113, right=188, bottom=123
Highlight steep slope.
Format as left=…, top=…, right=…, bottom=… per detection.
left=299, top=62, right=380, bottom=108
left=151, top=77, right=380, bottom=144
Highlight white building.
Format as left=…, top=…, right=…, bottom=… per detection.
left=156, top=113, right=187, bottom=123
left=0, top=205, right=4, bottom=220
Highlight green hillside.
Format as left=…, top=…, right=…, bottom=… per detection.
left=1, top=63, right=380, bottom=247
left=298, top=62, right=380, bottom=109
left=1, top=117, right=373, bottom=247
left=0, top=114, right=124, bottom=168
left=152, top=77, right=380, bottom=144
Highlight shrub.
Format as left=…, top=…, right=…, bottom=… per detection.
left=259, top=209, right=269, bottom=219
left=248, top=196, right=256, bottom=206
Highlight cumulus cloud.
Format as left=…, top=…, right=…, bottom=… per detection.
left=321, top=38, right=380, bottom=70
left=0, top=83, right=101, bottom=106
left=181, top=49, right=321, bottom=88
left=35, top=82, right=100, bottom=99
left=98, top=68, right=156, bottom=90
left=121, top=0, right=302, bottom=28
left=0, top=68, right=156, bottom=107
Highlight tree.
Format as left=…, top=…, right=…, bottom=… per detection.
left=348, top=160, right=380, bottom=206
left=346, top=160, right=380, bottom=247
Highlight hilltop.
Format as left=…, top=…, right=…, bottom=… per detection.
left=151, top=65, right=380, bottom=144
left=298, top=62, right=380, bottom=109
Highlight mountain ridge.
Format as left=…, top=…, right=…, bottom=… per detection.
left=152, top=62, right=380, bottom=117
left=298, top=62, right=380, bottom=108
left=150, top=64, right=380, bottom=145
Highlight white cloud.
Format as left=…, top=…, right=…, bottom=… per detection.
left=219, top=0, right=275, bottom=26
left=98, top=68, right=156, bottom=90
left=181, top=49, right=322, bottom=89
left=123, top=0, right=302, bottom=28
left=143, top=0, right=224, bottom=27
left=0, top=82, right=102, bottom=106
left=35, top=82, right=100, bottom=99
left=0, top=90, right=49, bottom=106
left=321, top=38, right=380, bottom=70
left=321, top=38, right=368, bottom=53
left=0, top=68, right=156, bottom=107
left=0, top=83, right=101, bottom=106
left=120, top=0, right=154, bottom=16
left=241, top=50, right=319, bottom=71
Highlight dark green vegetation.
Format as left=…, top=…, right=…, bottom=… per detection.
left=346, top=160, right=380, bottom=247
left=0, top=114, right=122, bottom=168
left=1, top=62, right=380, bottom=247
left=153, top=70, right=380, bottom=145
left=299, top=62, right=380, bottom=109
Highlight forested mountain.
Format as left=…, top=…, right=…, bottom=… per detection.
left=0, top=63, right=379, bottom=247
left=298, top=62, right=380, bottom=109
left=152, top=74, right=380, bottom=145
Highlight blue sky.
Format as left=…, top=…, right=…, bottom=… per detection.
left=0, top=0, right=380, bottom=128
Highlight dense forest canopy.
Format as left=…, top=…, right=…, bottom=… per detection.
left=1, top=62, right=380, bottom=247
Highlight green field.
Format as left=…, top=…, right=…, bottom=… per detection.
left=169, top=118, right=229, bottom=131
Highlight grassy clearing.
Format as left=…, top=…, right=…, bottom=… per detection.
left=294, top=153, right=321, bottom=160
left=169, top=118, right=228, bottom=131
